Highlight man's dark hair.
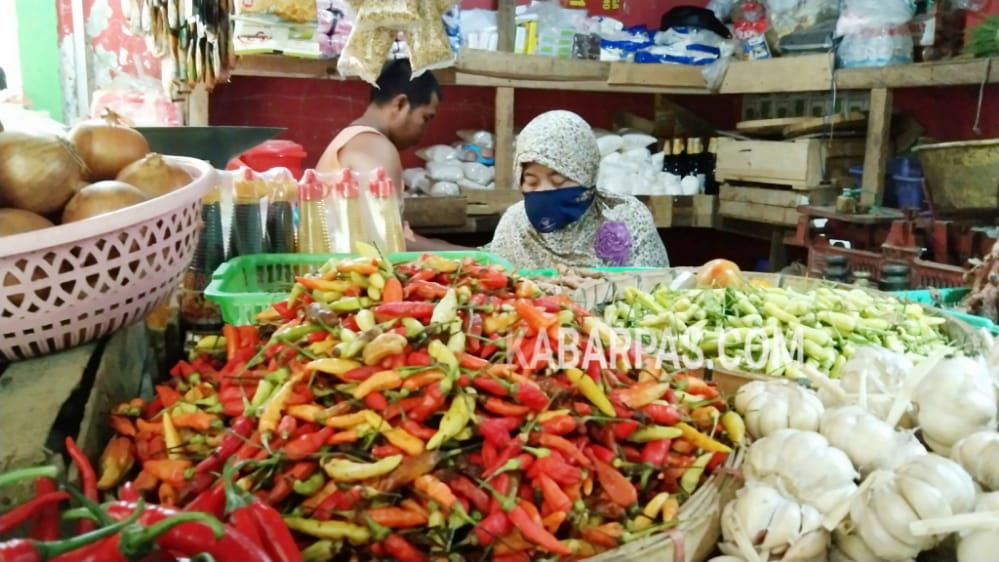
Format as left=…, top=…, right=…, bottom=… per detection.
left=370, top=59, right=441, bottom=108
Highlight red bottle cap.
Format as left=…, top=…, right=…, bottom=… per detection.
left=298, top=169, right=327, bottom=202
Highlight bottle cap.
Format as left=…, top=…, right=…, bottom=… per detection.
left=298, top=169, right=328, bottom=202
left=335, top=168, right=360, bottom=199
left=368, top=167, right=396, bottom=199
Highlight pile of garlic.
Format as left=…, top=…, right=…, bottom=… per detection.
left=708, top=345, right=999, bottom=562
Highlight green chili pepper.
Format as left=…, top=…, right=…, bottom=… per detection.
left=293, top=472, right=326, bottom=496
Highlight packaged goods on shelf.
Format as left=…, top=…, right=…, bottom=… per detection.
left=233, top=0, right=321, bottom=58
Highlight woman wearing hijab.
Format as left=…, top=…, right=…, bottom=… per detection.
left=485, top=110, right=670, bottom=271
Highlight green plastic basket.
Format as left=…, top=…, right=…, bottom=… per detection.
left=205, top=251, right=514, bottom=325
left=892, top=287, right=999, bottom=334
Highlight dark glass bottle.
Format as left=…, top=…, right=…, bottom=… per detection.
left=266, top=169, right=297, bottom=254
left=666, top=138, right=688, bottom=177
left=687, top=137, right=706, bottom=192
left=704, top=137, right=719, bottom=195
left=229, top=167, right=267, bottom=257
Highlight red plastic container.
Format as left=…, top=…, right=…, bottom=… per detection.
left=231, top=140, right=308, bottom=179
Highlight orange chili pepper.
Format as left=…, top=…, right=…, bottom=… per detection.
left=171, top=411, right=215, bottom=432
left=96, top=436, right=135, bottom=491
left=413, top=474, right=456, bottom=509
left=142, top=459, right=191, bottom=488
left=108, top=415, right=137, bottom=437
left=382, top=277, right=404, bottom=302
left=402, top=370, right=445, bottom=391
left=327, top=429, right=359, bottom=445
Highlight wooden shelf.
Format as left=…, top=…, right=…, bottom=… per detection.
left=232, top=50, right=998, bottom=94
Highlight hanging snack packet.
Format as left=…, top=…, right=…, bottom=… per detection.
left=352, top=0, right=421, bottom=31
left=337, top=27, right=398, bottom=84
left=407, top=2, right=457, bottom=75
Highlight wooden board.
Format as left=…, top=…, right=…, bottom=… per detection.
left=720, top=53, right=834, bottom=94
left=403, top=196, right=468, bottom=228
left=460, top=188, right=522, bottom=215
left=783, top=112, right=868, bottom=138
left=607, top=61, right=707, bottom=90
left=720, top=183, right=837, bottom=208
left=719, top=199, right=801, bottom=226
left=736, top=117, right=810, bottom=136
left=0, top=323, right=152, bottom=508
left=642, top=195, right=716, bottom=228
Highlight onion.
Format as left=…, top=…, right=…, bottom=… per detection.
left=62, top=180, right=148, bottom=223
left=0, top=131, right=88, bottom=214
left=68, top=109, right=149, bottom=180
left=116, top=153, right=193, bottom=198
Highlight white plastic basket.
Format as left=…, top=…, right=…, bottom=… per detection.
left=0, top=156, right=217, bottom=361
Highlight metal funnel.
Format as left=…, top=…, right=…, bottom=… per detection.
left=136, top=126, right=287, bottom=169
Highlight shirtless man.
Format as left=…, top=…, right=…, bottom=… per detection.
left=317, top=59, right=469, bottom=251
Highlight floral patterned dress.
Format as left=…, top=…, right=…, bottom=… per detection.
left=481, top=109, right=670, bottom=271
left=484, top=189, right=670, bottom=271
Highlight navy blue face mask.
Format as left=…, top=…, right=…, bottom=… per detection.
left=522, top=186, right=594, bottom=233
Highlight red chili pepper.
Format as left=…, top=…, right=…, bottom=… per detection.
left=641, top=439, right=672, bottom=467
left=364, top=391, right=388, bottom=411
left=266, top=462, right=315, bottom=505
left=643, top=403, right=682, bottom=426
left=536, top=473, right=572, bottom=513
left=249, top=501, right=303, bottom=562
left=276, top=415, right=298, bottom=440
left=483, top=441, right=522, bottom=479
left=184, top=480, right=226, bottom=519
left=474, top=511, right=512, bottom=545
left=223, top=325, right=240, bottom=361
left=466, top=315, right=483, bottom=354
left=458, top=352, right=490, bottom=371
left=341, top=365, right=382, bottom=382
left=478, top=416, right=521, bottom=448
left=383, top=397, right=424, bottom=421
left=509, top=501, right=571, bottom=555
left=118, top=481, right=141, bottom=503
left=450, top=476, right=491, bottom=514
left=479, top=340, right=500, bottom=360
left=65, top=437, right=98, bottom=534
left=405, top=279, right=450, bottom=299
left=472, top=376, right=509, bottom=397
left=539, top=415, right=577, bottom=435
left=399, top=419, right=437, bottom=441
left=0, top=491, right=68, bottom=535
left=271, top=301, right=296, bottom=321
left=409, top=382, right=446, bottom=423
left=612, top=420, right=640, bottom=440
left=104, top=501, right=274, bottom=562
left=528, top=455, right=582, bottom=486
left=371, top=444, right=405, bottom=458
left=588, top=454, right=638, bottom=507
left=406, top=350, right=433, bottom=366
left=27, top=479, right=60, bottom=541
left=537, top=434, right=591, bottom=468
left=707, top=451, right=728, bottom=471
left=228, top=508, right=264, bottom=553
left=476, top=270, right=509, bottom=291
left=373, top=302, right=436, bottom=323
left=381, top=534, right=427, bottom=562
left=513, top=381, right=549, bottom=412
left=284, top=427, right=333, bottom=461
left=483, top=398, right=530, bottom=417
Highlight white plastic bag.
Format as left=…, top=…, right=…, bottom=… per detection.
left=416, top=144, right=458, bottom=162
left=835, top=0, right=914, bottom=68
left=460, top=162, right=494, bottom=185
left=430, top=181, right=460, bottom=196
left=426, top=161, right=464, bottom=182
left=596, top=135, right=624, bottom=156
left=621, top=133, right=657, bottom=151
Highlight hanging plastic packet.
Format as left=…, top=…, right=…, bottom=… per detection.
left=407, top=1, right=458, bottom=76
left=351, top=0, right=421, bottom=31
left=316, top=0, right=356, bottom=58
left=266, top=167, right=298, bottom=253
left=360, top=167, right=406, bottom=254
left=337, top=27, right=399, bottom=84
left=297, top=169, right=333, bottom=254
left=228, top=167, right=268, bottom=258
left=328, top=169, right=367, bottom=253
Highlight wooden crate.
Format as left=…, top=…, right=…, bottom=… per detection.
left=716, top=137, right=865, bottom=189
left=719, top=183, right=835, bottom=227
left=642, top=195, right=716, bottom=228
left=403, top=196, right=468, bottom=228
left=0, top=323, right=152, bottom=509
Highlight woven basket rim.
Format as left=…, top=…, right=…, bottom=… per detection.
left=0, top=156, right=215, bottom=258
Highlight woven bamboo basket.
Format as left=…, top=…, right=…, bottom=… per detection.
left=585, top=448, right=745, bottom=562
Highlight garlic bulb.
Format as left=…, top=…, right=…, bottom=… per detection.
left=913, top=355, right=997, bottom=455
left=733, top=380, right=824, bottom=439
left=718, top=484, right=830, bottom=562
left=836, top=454, right=976, bottom=561
left=817, top=346, right=915, bottom=428
left=956, top=492, right=999, bottom=562
left=951, top=431, right=999, bottom=491
left=744, top=429, right=857, bottom=514
left=819, top=405, right=926, bottom=475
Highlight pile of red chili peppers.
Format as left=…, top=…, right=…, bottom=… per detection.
left=9, top=253, right=742, bottom=562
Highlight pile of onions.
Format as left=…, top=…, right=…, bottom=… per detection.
left=0, top=131, right=88, bottom=214
left=116, top=153, right=193, bottom=198
left=68, top=109, right=149, bottom=180
left=62, top=180, right=148, bottom=223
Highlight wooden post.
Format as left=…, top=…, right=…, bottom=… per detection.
left=186, top=84, right=210, bottom=126
left=860, top=87, right=893, bottom=207
left=493, top=0, right=517, bottom=191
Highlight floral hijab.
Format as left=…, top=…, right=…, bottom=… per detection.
left=484, top=110, right=670, bottom=272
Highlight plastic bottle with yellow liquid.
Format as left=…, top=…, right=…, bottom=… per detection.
left=328, top=169, right=366, bottom=254
left=297, top=169, right=332, bottom=254
left=361, top=167, right=405, bottom=254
